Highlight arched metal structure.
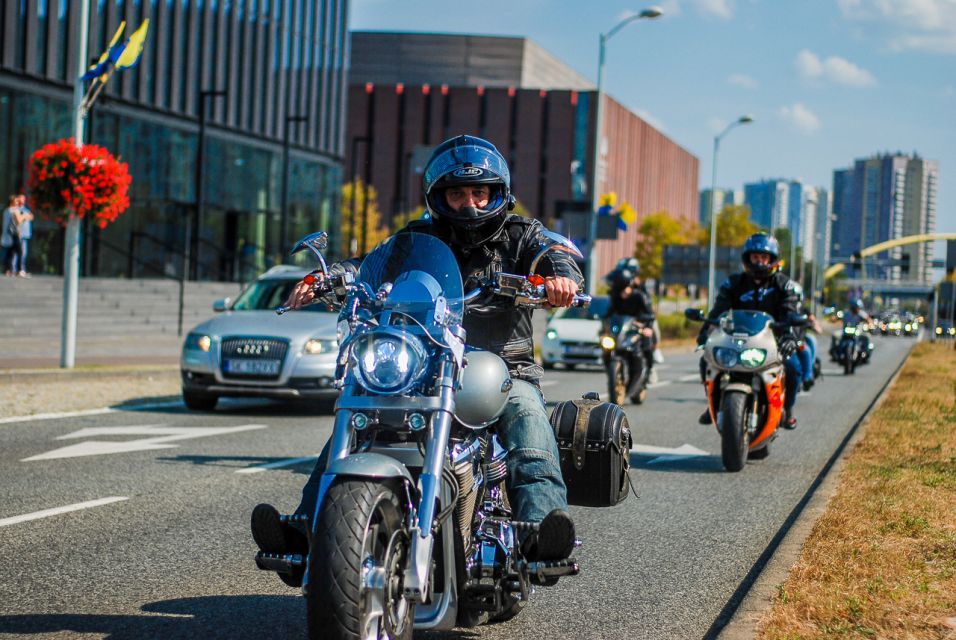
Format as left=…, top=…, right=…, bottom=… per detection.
left=824, top=233, right=956, bottom=279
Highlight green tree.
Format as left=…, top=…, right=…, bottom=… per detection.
left=699, top=204, right=758, bottom=247
left=340, top=178, right=389, bottom=257
left=633, top=210, right=691, bottom=281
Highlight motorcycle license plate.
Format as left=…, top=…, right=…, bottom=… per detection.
left=565, top=345, right=599, bottom=357
left=223, top=359, right=280, bottom=375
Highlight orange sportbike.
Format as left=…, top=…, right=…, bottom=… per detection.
left=685, top=309, right=804, bottom=472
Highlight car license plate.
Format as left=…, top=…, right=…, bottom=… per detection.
left=565, top=345, right=598, bottom=356
left=223, top=359, right=281, bottom=375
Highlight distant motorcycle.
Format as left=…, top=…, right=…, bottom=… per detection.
left=600, top=314, right=655, bottom=406
left=836, top=322, right=866, bottom=375
left=686, top=308, right=806, bottom=472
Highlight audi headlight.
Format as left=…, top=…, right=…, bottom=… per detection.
left=304, top=338, right=337, bottom=355
left=184, top=333, right=211, bottom=352
left=545, top=328, right=558, bottom=340
left=713, top=347, right=739, bottom=368
left=739, top=348, right=767, bottom=368
left=352, top=328, right=428, bottom=394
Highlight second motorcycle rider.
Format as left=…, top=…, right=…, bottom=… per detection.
left=697, top=232, right=803, bottom=429
left=251, top=134, right=584, bottom=579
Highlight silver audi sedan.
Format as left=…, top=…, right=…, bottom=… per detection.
left=180, top=265, right=339, bottom=410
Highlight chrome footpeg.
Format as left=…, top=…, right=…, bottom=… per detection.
left=255, top=551, right=305, bottom=574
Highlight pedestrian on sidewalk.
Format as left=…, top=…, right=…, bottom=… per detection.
left=2, top=194, right=22, bottom=277
left=12, top=194, right=33, bottom=277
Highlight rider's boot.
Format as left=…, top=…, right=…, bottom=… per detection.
left=251, top=503, right=309, bottom=555
left=521, top=509, right=576, bottom=562
left=782, top=408, right=798, bottom=430
left=698, top=409, right=713, bottom=425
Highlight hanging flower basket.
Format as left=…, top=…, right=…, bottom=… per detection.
left=26, top=138, right=132, bottom=228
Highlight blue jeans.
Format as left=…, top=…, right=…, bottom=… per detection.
left=11, top=238, right=28, bottom=272
left=784, top=354, right=801, bottom=410
left=797, top=335, right=817, bottom=382
left=296, top=379, right=568, bottom=524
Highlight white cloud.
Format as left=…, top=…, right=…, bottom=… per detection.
left=794, top=49, right=877, bottom=87
left=695, top=0, right=734, bottom=19
left=838, top=0, right=956, bottom=54
left=728, top=73, right=758, bottom=89
left=778, top=103, right=821, bottom=134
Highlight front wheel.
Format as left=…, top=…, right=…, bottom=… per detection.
left=307, top=478, right=414, bottom=640
left=719, top=391, right=750, bottom=472
left=607, top=357, right=627, bottom=405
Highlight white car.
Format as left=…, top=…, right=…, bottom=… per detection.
left=180, top=265, right=339, bottom=410
left=541, top=296, right=609, bottom=370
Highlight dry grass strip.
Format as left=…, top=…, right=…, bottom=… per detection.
left=758, top=342, right=956, bottom=640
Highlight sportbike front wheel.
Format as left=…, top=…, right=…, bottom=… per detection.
left=307, top=479, right=414, bottom=640
left=719, top=391, right=750, bottom=472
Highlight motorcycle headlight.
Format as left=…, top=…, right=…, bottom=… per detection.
left=600, top=335, right=616, bottom=350
left=936, top=326, right=943, bottom=334
left=184, top=333, right=212, bottom=352
left=739, top=348, right=767, bottom=368
left=304, top=338, right=337, bottom=355
left=843, top=326, right=857, bottom=335
left=352, top=328, right=428, bottom=394
left=713, top=347, right=739, bottom=368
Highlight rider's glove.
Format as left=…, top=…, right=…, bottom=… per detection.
left=696, top=331, right=708, bottom=347
left=778, top=336, right=798, bottom=358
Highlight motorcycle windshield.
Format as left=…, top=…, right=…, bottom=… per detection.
left=727, top=310, right=773, bottom=336
left=357, top=232, right=464, bottom=327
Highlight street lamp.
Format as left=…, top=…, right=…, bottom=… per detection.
left=586, top=6, right=663, bottom=293
left=280, top=113, right=309, bottom=251
left=706, top=114, right=753, bottom=310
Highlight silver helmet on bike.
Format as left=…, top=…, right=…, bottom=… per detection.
left=454, top=350, right=511, bottom=427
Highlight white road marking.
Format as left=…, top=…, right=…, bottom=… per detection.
left=23, top=424, right=268, bottom=461
left=647, top=380, right=673, bottom=389
left=821, top=369, right=844, bottom=375
left=540, top=380, right=558, bottom=387
left=0, top=496, right=129, bottom=528
left=236, top=454, right=321, bottom=474
left=678, top=374, right=701, bottom=382
left=631, top=442, right=709, bottom=464
left=0, top=401, right=184, bottom=426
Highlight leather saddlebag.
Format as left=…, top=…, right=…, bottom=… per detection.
left=549, top=393, right=633, bottom=507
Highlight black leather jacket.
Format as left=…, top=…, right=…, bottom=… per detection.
left=330, top=214, right=584, bottom=384
left=606, top=282, right=654, bottom=320
left=700, top=271, right=800, bottom=342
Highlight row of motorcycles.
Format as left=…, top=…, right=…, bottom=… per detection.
left=257, top=228, right=862, bottom=637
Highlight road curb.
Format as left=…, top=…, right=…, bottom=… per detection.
left=713, top=341, right=917, bottom=640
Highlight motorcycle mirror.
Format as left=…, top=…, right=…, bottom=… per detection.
left=290, top=231, right=330, bottom=277
left=789, top=313, right=809, bottom=326
left=528, top=231, right=584, bottom=276
left=684, top=308, right=705, bottom=322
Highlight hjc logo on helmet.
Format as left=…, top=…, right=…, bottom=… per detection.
left=452, top=167, right=484, bottom=178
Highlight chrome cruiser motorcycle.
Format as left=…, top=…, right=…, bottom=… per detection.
left=260, top=231, right=590, bottom=639
left=685, top=308, right=805, bottom=472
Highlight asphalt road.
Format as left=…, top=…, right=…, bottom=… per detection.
left=0, top=336, right=914, bottom=640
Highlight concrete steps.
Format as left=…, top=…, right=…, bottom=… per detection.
left=0, top=275, right=243, bottom=342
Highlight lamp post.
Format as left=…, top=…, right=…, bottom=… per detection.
left=585, top=6, right=662, bottom=293
left=280, top=113, right=309, bottom=252
left=706, top=114, right=753, bottom=310
left=179, top=89, right=226, bottom=337
left=347, top=136, right=371, bottom=256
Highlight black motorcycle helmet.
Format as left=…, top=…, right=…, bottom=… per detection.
left=423, top=135, right=515, bottom=248
left=741, top=232, right=781, bottom=281
left=604, top=257, right=640, bottom=289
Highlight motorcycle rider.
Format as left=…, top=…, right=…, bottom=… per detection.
left=830, top=298, right=872, bottom=362
left=697, top=232, right=802, bottom=429
left=251, top=135, right=583, bottom=575
left=604, top=258, right=657, bottom=382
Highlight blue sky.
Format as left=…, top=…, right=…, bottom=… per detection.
left=351, top=0, right=956, bottom=252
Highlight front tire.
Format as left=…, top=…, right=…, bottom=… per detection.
left=307, top=479, right=414, bottom=640
left=607, top=357, right=627, bottom=405
left=719, top=391, right=750, bottom=472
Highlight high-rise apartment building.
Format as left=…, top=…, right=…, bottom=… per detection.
left=744, top=179, right=790, bottom=231
left=829, top=153, right=938, bottom=283
left=698, top=188, right=741, bottom=227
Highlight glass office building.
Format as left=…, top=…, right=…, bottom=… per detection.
left=0, top=0, right=348, bottom=281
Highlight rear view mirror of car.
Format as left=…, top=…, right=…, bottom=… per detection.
left=213, top=297, right=231, bottom=312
